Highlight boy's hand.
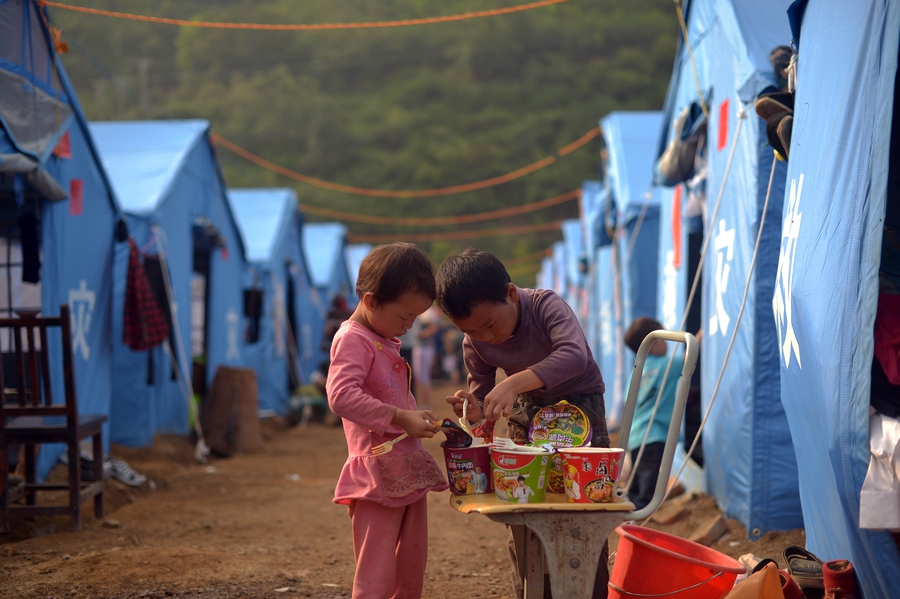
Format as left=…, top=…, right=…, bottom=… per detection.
left=392, top=409, right=438, bottom=438
left=446, top=390, right=483, bottom=422
left=482, top=384, right=517, bottom=422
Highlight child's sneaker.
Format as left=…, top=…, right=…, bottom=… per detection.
left=109, top=458, right=147, bottom=487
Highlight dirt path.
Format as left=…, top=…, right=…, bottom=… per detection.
left=0, top=383, right=804, bottom=598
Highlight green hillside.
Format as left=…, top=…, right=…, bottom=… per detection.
left=50, top=0, right=676, bottom=282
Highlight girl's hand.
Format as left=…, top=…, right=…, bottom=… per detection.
left=446, top=390, right=482, bottom=422
left=392, top=409, right=438, bottom=438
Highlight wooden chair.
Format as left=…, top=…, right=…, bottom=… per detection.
left=0, top=305, right=106, bottom=533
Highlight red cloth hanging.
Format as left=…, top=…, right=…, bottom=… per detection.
left=123, top=238, right=170, bottom=351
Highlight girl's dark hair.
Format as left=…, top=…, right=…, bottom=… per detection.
left=624, top=316, right=664, bottom=353
left=435, top=248, right=511, bottom=319
left=355, top=243, right=435, bottom=304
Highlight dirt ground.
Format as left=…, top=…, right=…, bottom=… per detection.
left=1, top=383, right=804, bottom=599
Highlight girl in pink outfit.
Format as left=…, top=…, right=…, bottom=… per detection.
left=326, top=243, right=449, bottom=599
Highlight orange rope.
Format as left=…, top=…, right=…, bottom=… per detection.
left=347, top=220, right=561, bottom=243
left=41, top=0, right=569, bottom=30
left=502, top=247, right=552, bottom=268
left=301, top=189, right=578, bottom=225
left=213, top=129, right=599, bottom=198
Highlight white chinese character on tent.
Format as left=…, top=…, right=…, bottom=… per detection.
left=226, top=307, right=240, bottom=361
left=68, top=280, right=95, bottom=361
left=663, top=249, right=678, bottom=331
left=709, top=219, right=735, bottom=336
left=773, top=174, right=804, bottom=369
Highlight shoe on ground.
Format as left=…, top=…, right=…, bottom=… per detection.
left=823, top=560, right=858, bottom=599
left=109, top=458, right=147, bottom=487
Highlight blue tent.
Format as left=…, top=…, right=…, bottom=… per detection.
left=654, top=0, right=802, bottom=538
left=344, top=243, right=372, bottom=301
left=561, top=219, right=586, bottom=326
left=229, top=188, right=322, bottom=416
left=595, top=112, right=662, bottom=427
left=550, top=241, right=566, bottom=301
left=536, top=256, right=554, bottom=293
left=579, top=180, right=604, bottom=358
left=303, top=222, right=352, bottom=306
left=772, top=0, right=900, bottom=593
left=0, top=0, right=121, bottom=479
left=601, top=111, right=662, bottom=326
left=91, top=120, right=247, bottom=447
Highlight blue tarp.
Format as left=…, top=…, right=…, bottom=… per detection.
left=773, top=0, right=900, bottom=594
left=536, top=256, right=554, bottom=293
left=0, top=0, right=120, bottom=479
left=561, top=219, right=586, bottom=325
left=550, top=241, right=566, bottom=303
left=602, top=111, right=662, bottom=325
left=303, top=222, right=351, bottom=305
left=344, top=243, right=372, bottom=302
left=91, top=120, right=247, bottom=446
left=595, top=242, right=627, bottom=429
left=229, top=188, right=321, bottom=415
left=654, top=0, right=802, bottom=538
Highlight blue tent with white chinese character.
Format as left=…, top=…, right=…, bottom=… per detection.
left=0, top=0, right=121, bottom=479
left=771, top=0, right=900, bottom=594
left=228, top=188, right=322, bottom=416
left=654, top=0, right=802, bottom=538
left=91, top=120, right=247, bottom=447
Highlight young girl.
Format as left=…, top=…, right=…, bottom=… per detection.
left=326, top=243, right=449, bottom=599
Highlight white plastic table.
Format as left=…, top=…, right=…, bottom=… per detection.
left=450, top=331, right=699, bottom=599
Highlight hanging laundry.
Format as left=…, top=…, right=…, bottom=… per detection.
left=123, top=238, right=169, bottom=351
left=143, top=254, right=181, bottom=382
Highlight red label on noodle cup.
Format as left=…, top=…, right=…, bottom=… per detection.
left=561, top=447, right=625, bottom=503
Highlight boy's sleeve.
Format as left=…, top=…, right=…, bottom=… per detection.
left=463, top=336, right=497, bottom=401
left=527, top=292, right=591, bottom=391
left=326, top=332, right=397, bottom=435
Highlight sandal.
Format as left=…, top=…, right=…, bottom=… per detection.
left=784, top=545, right=825, bottom=592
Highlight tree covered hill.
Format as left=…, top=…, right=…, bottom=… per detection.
left=50, top=0, right=677, bottom=282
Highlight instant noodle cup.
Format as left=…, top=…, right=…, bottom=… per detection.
left=491, top=444, right=553, bottom=503
left=530, top=401, right=592, bottom=493
left=560, top=447, right=625, bottom=504
left=442, top=438, right=493, bottom=495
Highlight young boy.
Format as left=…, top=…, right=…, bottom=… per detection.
left=623, top=316, right=684, bottom=510
left=436, top=248, right=610, bottom=599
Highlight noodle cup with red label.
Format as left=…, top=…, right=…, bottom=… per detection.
left=560, top=447, right=625, bottom=503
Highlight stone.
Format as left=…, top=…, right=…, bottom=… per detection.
left=689, top=514, right=728, bottom=547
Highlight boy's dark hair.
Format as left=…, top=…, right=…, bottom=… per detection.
left=435, top=248, right=511, bottom=319
left=624, top=316, right=664, bottom=353
left=355, top=243, right=435, bottom=304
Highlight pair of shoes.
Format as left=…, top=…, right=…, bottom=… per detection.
left=108, top=458, right=147, bottom=487
left=756, top=91, right=795, bottom=160
left=784, top=546, right=824, bottom=596
left=823, top=560, right=858, bottom=599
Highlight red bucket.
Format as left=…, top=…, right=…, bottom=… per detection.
left=609, top=524, right=744, bottom=599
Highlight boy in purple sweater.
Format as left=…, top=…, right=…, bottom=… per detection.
left=436, top=248, right=610, bottom=599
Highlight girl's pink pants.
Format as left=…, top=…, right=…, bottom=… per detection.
left=348, top=496, right=428, bottom=599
